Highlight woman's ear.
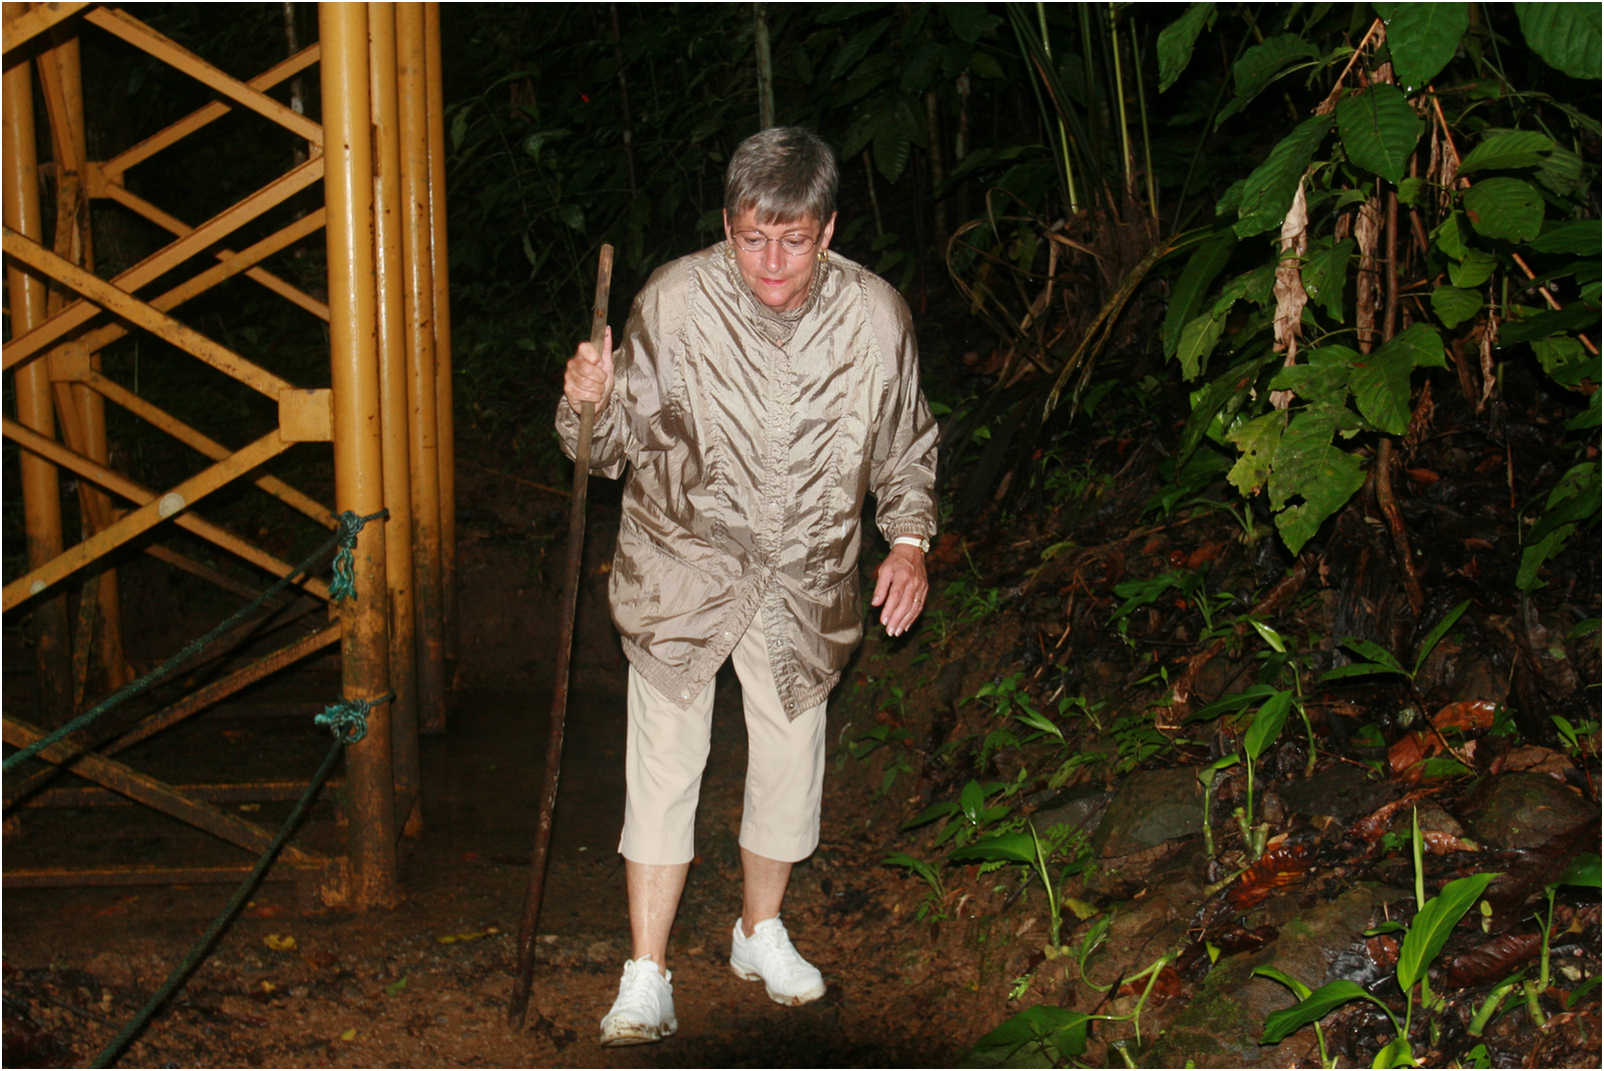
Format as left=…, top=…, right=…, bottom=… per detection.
left=819, top=213, right=837, bottom=252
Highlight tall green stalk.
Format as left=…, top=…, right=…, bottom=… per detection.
left=1108, top=3, right=1133, bottom=198
left=1036, top=3, right=1079, bottom=212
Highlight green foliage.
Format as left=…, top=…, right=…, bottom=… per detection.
left=1319, top=599, right=1469, bottom=685
left=1518, top=462, right=1601, bottom=591
left=962, top=1003, right=1091, bottom=1067
left=883, top=851, right=948, bottom=922
left=1514, top=4, right=1603, bottom=80
left=1153, top=3, right=1600, bottom=564
left=1256, top=811, right=1499, bottom=1063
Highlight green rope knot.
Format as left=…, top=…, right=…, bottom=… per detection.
left=315, top=697, right=377, bottom=744
left=328, top=508, right=388, bottom=602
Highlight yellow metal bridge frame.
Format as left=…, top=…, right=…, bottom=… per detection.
left=3, top=2, right=458, bottom=910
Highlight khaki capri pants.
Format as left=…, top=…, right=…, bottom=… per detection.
left=619, top=617, right=827, bottom=865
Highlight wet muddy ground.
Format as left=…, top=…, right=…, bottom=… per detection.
left=2, top=476, right=997, bottom=1067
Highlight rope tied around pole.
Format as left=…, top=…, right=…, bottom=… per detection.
left=328, top=508, right=387, bottom=602
left=4, top=509, right=388, bottom=776
left=314, top=695, right=383, bottom=744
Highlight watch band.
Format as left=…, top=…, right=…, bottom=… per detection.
left=892, top=535, right=931, bottom=553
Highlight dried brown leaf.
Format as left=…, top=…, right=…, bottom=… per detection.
left=1442, top=931, right=1543, bottom=989
left=1351, top=788, right=1437, bottom=843
left=1431, top=699, right=1497, bottom=732
left=1388, top=730, right=1438, bottom=777
left=1227, top=839, right=1318, bottom=911
left=1490, top=745, right=1576, bottom=781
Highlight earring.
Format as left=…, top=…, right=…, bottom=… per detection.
left=817, top=247, right=827, bottom=263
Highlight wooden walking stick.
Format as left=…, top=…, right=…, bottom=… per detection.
left=508, top=243, right=613, bottom=1029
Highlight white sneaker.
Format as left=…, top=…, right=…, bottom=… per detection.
left=729, top=916, right=826, bottom=1006
left=598, top=956, right=677, bottom=1046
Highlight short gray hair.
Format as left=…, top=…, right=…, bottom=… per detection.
left=724, top=127, right=838, bottom=226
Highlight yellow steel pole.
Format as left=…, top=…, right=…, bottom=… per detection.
left=424, top=1, right=457, bottom=680
left=3, top=42, right=72, bottom=722
left=369, top=1, right=421, bottom=834
left=396, top=1, right=446, bottom=734
left=38, top=24, right=128, bottom=693
left=319, top=0, right=398, bottom=909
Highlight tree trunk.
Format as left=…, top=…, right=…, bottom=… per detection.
left=753, top=2, right=774, bottom=129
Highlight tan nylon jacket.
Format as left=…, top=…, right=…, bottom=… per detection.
left=555, top=241, right=939, bottom=719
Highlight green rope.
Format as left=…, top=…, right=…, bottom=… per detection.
left=90, top=688, right=392, bottom=1067
left=89, top=736, right=344, bottom=1068
left=327, top=509, right=377, bottom=602
left=314, top=697, right=377, bottom=744
left=3, top=509, right=387, bottom=775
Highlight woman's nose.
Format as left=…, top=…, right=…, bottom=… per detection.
left=762, top=240, right=786, bottom=270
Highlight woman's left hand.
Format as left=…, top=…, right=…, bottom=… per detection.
left=872, top=544, right=929, bottom=637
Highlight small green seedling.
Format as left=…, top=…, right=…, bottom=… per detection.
left=1257, top=808, right=1499, bottom=1066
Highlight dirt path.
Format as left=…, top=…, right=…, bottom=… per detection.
left=2, top=483, right=990, bottom=1067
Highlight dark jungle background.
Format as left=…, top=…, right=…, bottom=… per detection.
left=4, top=3, right=1600, bottom=1067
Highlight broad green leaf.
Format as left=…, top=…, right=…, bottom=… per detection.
left=1447, top=248, right=1497, bottom=289
left=1462, top=178, right=1545, bottom=242
left=1231, top=34, right=1318, bottom=104
left=1270, top=406, right=1367, bottom=554
left=1015, top=707, right=1063, bottom=741
left=1157, top=3, right=1216, bottom=92
left=1301, top=238, right=1355, bottom=321
left=1499, top=304, right=1602, bottom=346
left=1531, top=220, right=1602, bottom=256
left=1164, top=231, right=1237, bottom=360
left=902, top=799, right=960, bottom=830
left=1397, top=872, right=1499, bottom=991
left=1236, top=115, right=1334, bottom=238
left=949, top=830, right=1037, bottom=865
left=1433, top=212, right=1468, bottom=259
left=1176, top=310, right=1226, bottom=381
left=1413, top=599, right=1470, bottom=675
left=1374, top=1036, right=1415, bottom=1069
left=1516, top=3, right=1602, bottom=80
left=1458, top=129, right=1555, bottom=175
left=1319, top=661, right=1406, bottom=684
left=961, top=779, right=986, bottom=824
left=1351, top=324, right=1445, bottom=434
left=1226, top=410, right=1285, bottom=496
left=1432, top=285, right=1483, bottom=328
left=1174, top=265, right=1272, bottom=379
left=1252, top=965, right=1312, bottom=1001
left=1259, top=977, right=1384, bottom=1044
left=1527, top=462, right=1600, bottom=546
left=1337, top=84, right=1422, bottom=185
left=1535, top=146, right=1586, bottom=198
left=1244, top=689, right=1294, bottom=761
left=1178, top=353, right=1277, bottom=461
left=1338, top=637, right=1406, bottom=674
left=1375, top=2, right=1469, bottom=89
left=942, top=4, right=1002, bottom=45
left=884, top=852, right=941, bottom=887
left=1248, top=618, right=1288, bottom=654
left=1188, top=683, right=1280, bottom=722
left=1215, top=177, right=1246, bottom=217
left=962, top=1005, right=1091, bottom=1066
left=1530, top=336, right=1597, bottom=391
left=1270, top=343, right=1359, bottom=407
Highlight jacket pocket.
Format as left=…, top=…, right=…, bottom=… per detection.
left=609, top=517, right=734, bottom=665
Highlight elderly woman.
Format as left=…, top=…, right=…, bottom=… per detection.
left=557, top=126, right=938, bottom=1046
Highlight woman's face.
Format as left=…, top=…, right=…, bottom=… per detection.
left=724, top=209, right=836, bottom=313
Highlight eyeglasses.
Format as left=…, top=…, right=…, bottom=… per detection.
left=731, top=230, right=819, bottom=257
